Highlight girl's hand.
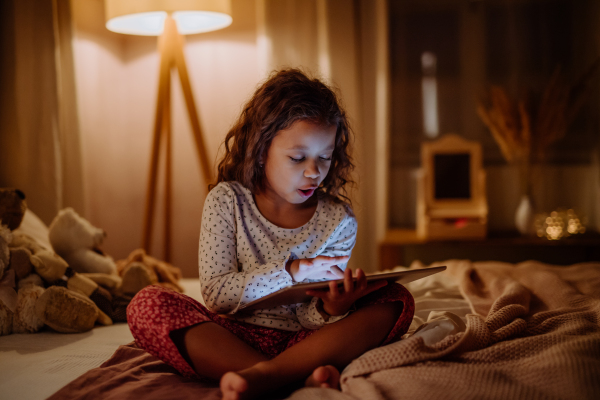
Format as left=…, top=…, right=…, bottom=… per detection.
left=287, top=256, right=348, bottom=282
left=306, top=267, right=387, bottom=317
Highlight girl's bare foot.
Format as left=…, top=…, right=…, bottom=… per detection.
left=305, top=365, right=340, bottom=389
left=220, top=371, right=248, bottom=400
left=220, top=364, right=276, bottom=400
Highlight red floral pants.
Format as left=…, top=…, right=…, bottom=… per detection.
left=127, top=283, right=414, bottom=378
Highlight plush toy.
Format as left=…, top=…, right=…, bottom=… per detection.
left=117, top=248, right=184, bottom=295
left=0, top=226, right=48, bottom=335
left=0, top=188, right=38, bottom=335
left=0, top=191, right=115, bottom=335
left=49, top=208, right=117, bottom=275
left=1, top=235, right=115, bottom=336
left=30, top=247, right=114, bottom=320
left=0, top=188, right=27, bottom=230
left=1, top=188, right=28, bottom=279
left=0, top=224, right=17, bottom=335
left=0, top=224, right=10, bottom=279
left=13, top=273, right=45, bottom=333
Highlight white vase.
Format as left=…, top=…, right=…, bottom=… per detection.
left=515, top=195, right=535, bottom=235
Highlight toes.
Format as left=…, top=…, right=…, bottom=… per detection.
left=221, top=372, right=248, bottom=400
left=314, top=366, right=330, bottom=384
left=305, top=365, right=340, bottom=389
left=325, top=365, right=340, bottom=389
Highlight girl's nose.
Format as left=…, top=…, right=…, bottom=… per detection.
left=304, top=161, right=319, bottom=178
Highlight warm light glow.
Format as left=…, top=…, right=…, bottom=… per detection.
left=566, top=209, right=586, bottom=235
left=535, top=208, right=586, bottom=240
left=421, top=52, right=439, bottom=138
left=106, top=10, right=232, bottom=36
left=104, top=0, right=232, bottom=36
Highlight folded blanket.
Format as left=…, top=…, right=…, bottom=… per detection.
left=340, top=260, right=600, bottom=400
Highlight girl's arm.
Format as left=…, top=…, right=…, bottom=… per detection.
left=295, top=207, right=358, bottom=329
left=199, top=184, right=295, bottom=314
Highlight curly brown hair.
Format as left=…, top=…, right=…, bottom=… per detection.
left=211, top=68, right=355, bottom=204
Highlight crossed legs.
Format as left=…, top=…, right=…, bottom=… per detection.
left=174, top=301, right=403, bottom=400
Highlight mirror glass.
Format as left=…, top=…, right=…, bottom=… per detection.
left=434, top=153, right=471, bottom=199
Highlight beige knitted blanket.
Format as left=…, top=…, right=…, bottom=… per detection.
left=339, top=260, right=600, bottom=400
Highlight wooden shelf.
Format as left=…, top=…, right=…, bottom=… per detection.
left=379, top=228, right=600, bottom=271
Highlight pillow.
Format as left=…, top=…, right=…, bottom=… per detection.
left=13, top=209, right=52, bottom=250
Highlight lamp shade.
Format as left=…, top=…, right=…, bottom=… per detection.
left=105, top=0, right=232, bottom=36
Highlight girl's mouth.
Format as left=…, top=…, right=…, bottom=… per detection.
left=298, top=188, right=316, bottom=198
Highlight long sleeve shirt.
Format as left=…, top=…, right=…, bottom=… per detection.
left=198, top=181, right=357, bottom=331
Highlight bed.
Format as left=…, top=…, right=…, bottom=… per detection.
left=1, top=213, right=599, bottom=399
left=2, top=259, right=599, bottom=399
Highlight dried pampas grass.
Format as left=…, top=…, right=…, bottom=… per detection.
left=477, top=59, right=599, bottom=165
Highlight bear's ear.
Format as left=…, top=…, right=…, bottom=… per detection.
left=61, top=208, right=77, bottom=219
left=0, top=188, right=28, bottom=230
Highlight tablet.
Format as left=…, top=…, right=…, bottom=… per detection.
left=242, top=265, right=446, bottom=310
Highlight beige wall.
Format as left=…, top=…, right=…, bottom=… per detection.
left=71, top=0, right=261, bottom=277
left=71, top=0, right=391, bottom=277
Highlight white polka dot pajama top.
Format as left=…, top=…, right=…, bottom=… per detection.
left=199, top=181, right=357, bottom=331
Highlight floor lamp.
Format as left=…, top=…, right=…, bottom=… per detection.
left=105, top=0, right=232, bottom=261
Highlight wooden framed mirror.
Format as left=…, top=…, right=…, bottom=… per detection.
left=417, top=134, right=488, bottom=240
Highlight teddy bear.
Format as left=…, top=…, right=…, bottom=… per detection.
left=0, top=221, right=11, bottom=279
left=0, top=189, right=115, bottom=335
left=117, top=248, right=184, bottom=295
left=0, top=188, right=27, bottom=230
left=1, top=236, right=113, bottom=335
left=29, top=245, right=115, bottom=323
left=0, top=188, right=29, bottom=280
left=0, top=189, right=45, bottom=335
left=49, top=207, right=117, bottom=275
left=0, top=245, right=46, bottom=336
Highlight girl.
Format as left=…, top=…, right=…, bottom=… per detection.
left=127, top=69, right=415, bottom=400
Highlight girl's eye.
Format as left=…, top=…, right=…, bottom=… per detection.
left=320, top=156, right=332, bottom=161
left=290, top=157, right=304, bottom=162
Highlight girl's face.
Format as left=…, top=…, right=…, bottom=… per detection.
left=262, top=120, right=336, bottom=206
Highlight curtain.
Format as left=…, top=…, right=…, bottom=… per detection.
left=0, top=0, right=84, bottom=225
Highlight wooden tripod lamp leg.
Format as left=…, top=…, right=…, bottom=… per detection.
left=142, top=15, right=213, bottom=258
left=173, top=32, right=213, bottom=184
left=163, top=70, right=173, bottom=262
left=142, top=29, right=173, bottom=253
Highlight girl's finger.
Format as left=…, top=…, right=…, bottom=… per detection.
left=315, top=269, right=342, bottom=280
left=355, top=268, right=367, bottom=290
left=306, top=271, right=328, bottom=280
left=306, top=289, right=329, bottom=299
left=299, top=259, right=313, bottom=271
left=333, top=256, right=350, bottom=264
left=304, top=265, right=330, bottom=275
left=362, top=280, right=388, bottom=296
left=325, top=271, right=343, bottom=280
left=314, top=255, right=349, bottom=266
left=329, top=280, right=340, bottom=297
left=330, top=265, right=345, bottom=278
left=343, top=267, right=354, bottom=293
left=310, top=260, right=341, bottom=271
left=314, top=264, right=339, bottom=274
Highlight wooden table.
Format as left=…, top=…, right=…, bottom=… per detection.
left=379, top=228, right=600, bottom=271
